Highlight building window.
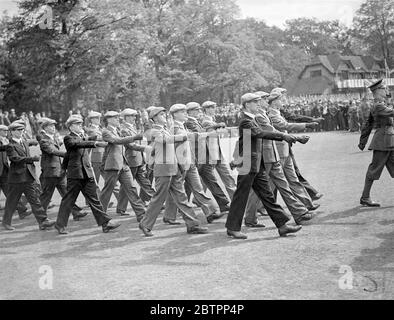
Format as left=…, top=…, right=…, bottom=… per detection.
left=310, top=70, right=322, bottom=78
left=341, top=71, right=349, bottom=80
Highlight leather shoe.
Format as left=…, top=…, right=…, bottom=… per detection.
left=278, top=224, right=302, bottom=237
left=55, top=224, right=68, bottom=235
left=245, top=221, right=266, bottom=228
left=187, top=226, right=208, bottom=234
left=19, top=209, right=32, bottom=220
left=2, top=223, right=15, bottom=231
left=360, top=198, right=380, bottom=207
left=307, top=203, right=320, bottom=211
left=163, top=218, right=182, bottom=225
left=39, top=219, right=56, bottom=230
left=72, top=211, right=88, bottom=221
left=206, top=212, right=225, bottom=223
left=295, top=213, right=313, bottom=225
left=312, top=193, right=324, bottom=201
left=102, top=220, right=121, bottom=233
left=117, top=211, right=131, bottom=216
left=139, top=223, right=153, bottom=237
left=227, top=229, right=248, bottom=239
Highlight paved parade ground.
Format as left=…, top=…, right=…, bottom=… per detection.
left=1, top=131, right=394, bottom=300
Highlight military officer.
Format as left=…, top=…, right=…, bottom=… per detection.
left=116, top=108, right=155, bottom=215
left=38, top=118, right=87, bottom=220
left=55, top=116, right=120, bottom=234
left=139, top=107, right=208, bottom=237
left=2, top=122, right=55, bottom=231
left=99, top=111, right=146, bottom=221
left=359, top=79, right=394, bottom=207
left=163, top=104, right=223, bottom=225
left=185, top=102, right=231, bottom=214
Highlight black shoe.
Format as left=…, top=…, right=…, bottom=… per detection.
left=278, top=224, right=302, bottom=237
left=2, top=223, right=15, bottom=231
left=72, top=211, right=88, bottom=221
left=19, top=210, right=32, bottom=220
left=227, top=229, right=248, bottom=239
left=139, top=223, right=153, bottom=237
left=307, top=203, right=320, bottom=211
left=108, top=202, right=114, bottom=208
left=206, top=212, right=225, bottom=223
left=163, top=218, right=182, bottom=225
left=312, top=193, right=324, bottom=201
left=187, top=226, right=208, bottom=234
left=55, top=224, right=68, bottom=235
left=116, top=211, right=131, bottom=216
left=245, top=221, right=266, bottom=228
left=295, top=213, right=313, bottom=225
left=360, top=198, right=380, bottom=207
left=39, top=219, right=56, bottom=230
left=102, top=220, right=121, bottom=233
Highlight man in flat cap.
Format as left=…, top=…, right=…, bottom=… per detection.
left=85, top=111, right=104, bottom=184
left=55, top=116, right=120, bottom=234
left=359, top=79, right=394, bottom=207
left=116, top=108, right=155, bottom=215
left=38, top=118, right=87, bottom=221
left=243, top=91, right=314, bottom=227
left=2, top=122, right=55, bottom=231
left=201, top=100, right=236, bottom=200
left=139, top=107, right=208, bottom=237
left=99, top=111, right=146, bottom=220
left=267, top=91, right=321, bottom=211
left=226, top=93, right=302, bottom=239
left=162, top=104, right=223, bottom=225
left=185, top=102, right=231, bottom=214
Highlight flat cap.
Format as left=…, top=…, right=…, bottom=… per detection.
left=65, top=115, right=83, bottom=128
left=202, top=101, right=217, bottom=109
left=14, top=119, right=26, bottom=125
left=41, top=118, right=57, bottom=128
left=149, top=107, right=166, bottom=119
left=271, top=87, right=287, bottom=95
left=87, top=111, right=102, bottom=118
left=146, top=106, right=156, bottom=113
left=169, top=104, right=187, bottom=114
left=104, top=111, right=120, bottom=118
left=0, top=125, right=8, bottom=131
left=268, top=92, right=282, bottom=103
left=241, top=93, right=261, bottom=105
left=254, top=91, right=270, bottom=98
left=186, top=102, right=201, bottom=111
left=120, top=108, right=138, bottom=117
left=8, top=121, right=25, bottom=131
left=368, top=79, right=385, bottom=92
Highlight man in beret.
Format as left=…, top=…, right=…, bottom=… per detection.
left=201, top=100, right=236, bottom=200
left=38, top=118, right=87, bottom=221
left=359, top=79, right=394, bottom=207
left=162, top=104, right=223, bottom=225
left=139, top=107, right=208, bottom=237
left=116, top=108, right=155, bottom=215
left=226, top=93, right=302, bottom=239
left=267, top=92, right=320, bottom=211
left=55, top=116, right=120, bottom=234
left=2, top=122, right=55, bottom=231
left=99, top=111, right=146, bottom=220
left=185, top=102, right=231, bottom=214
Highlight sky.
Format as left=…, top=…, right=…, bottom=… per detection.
left=1, top=0, right=365, bottom=28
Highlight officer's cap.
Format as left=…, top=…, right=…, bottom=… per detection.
left=368, top=79, right=385, bottom=92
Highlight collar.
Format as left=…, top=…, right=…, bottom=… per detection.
left=243, top=111, right=255, bottom=120
left=43, top=131, right=54, bottom=140
left=187, top=116, right=197, bottom=122
left=173, top=120, right=185, bottom=127
left=12, top=137, right=23, bottom=144
left=107, top=124, right=118, bottom=132
left=267, top=108, right=280, bottom=116
left=70, top=130, right=83, bottom=138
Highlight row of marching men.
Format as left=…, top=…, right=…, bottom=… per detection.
left=0, top=88, right=324, bottom=239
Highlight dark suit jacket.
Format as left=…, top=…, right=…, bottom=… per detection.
left=63, top=132, right=97, bottom=179
left=6, top=139, right=38, bottom=183
left=0, top=141, right=9, bottom=179
left=233, top=112, right=285, bottom=175
left=120, top=123, right=145, bottom=168
left=39, top=133, right=66, bottom=178
left=185, top=116, right=209, bottom=165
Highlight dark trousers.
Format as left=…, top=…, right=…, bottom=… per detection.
left=2, top=180, right=48, bottom=226
left=40, top=176, right=81, bottom=215
left=0, top=179, right=29, bottom=216
left=117, top=165, right=155, bottom=212
left=56, top=177, right=111, bottom=228
left=225, top=169, right=290, bottom=232
left=198, top=164, right=230, bottom=212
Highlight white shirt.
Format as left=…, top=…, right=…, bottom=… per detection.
left=243, top=111, right=255, bottom=120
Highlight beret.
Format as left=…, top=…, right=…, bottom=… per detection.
left=169, top=104, right=187, bottom=114
left=202, top=101, right=217, bottom=108
left=87, top=111, right=102, bottom=118
left=186, top=102, right=201, bottom=111
left=120, top=108, right=138, bottom=117
left=241, top=93, right=261, bottom=104
left=149, top=107, right=166, bottom=119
